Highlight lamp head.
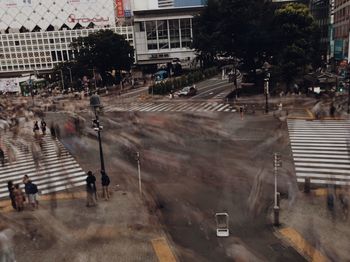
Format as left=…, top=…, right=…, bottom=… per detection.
left=90, top=94, right=101, bottom=109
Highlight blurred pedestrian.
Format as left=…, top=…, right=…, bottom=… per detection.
left=86, top=171, right=97, bottom=207
left=339, top=193, right=349, bottom=220
left=50, top=122, right=56, bottom=137
left=101, top=170, right=110, bottom=201
left=0, top=227, right=16, bottom=262
left=330, top=103, right=336, bottom=118
left=33, top=120, right=39, bottom=135
left=239, top=106, right=244, bottom=120
left=40, top=119, right=46, bottom=135
left=7, top=181, right=16, bottom=210
left=0, top=148, right=4, bottom=167
left=13, top=184, right=25, bottom=212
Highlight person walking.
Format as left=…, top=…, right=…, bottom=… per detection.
left=33, top=120, right=39, bottom=136
left=86, top=171, right=97, bottom=207
left=13, top=184, right=25, bottom=212
left=24, top=179, right=38, bottom=209
left=7, top=181, right=16, bottom=210
left=0, top=148, right=4, bottom=167
left=40, top=119, right=47, bottom=135
left=101, top=170, right=110, bottom=201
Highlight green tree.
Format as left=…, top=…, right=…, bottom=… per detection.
left=71, top=30, right=134, bottom=83
left=272, top=3, right=321, bottom=89
left=193, top=0, right=275, bottom=69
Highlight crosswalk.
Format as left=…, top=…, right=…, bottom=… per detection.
left=288, top=119, right=350, bottom=186
left=0, top=133, right=86, bottom=199
left=104, top=102, right=237, bottom=113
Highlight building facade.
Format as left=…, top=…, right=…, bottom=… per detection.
left=333, top=0, right=350, bottom=60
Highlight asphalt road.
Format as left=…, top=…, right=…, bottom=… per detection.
left=87, top=110, right=305, bottom=261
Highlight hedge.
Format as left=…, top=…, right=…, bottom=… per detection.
left=149, top=67, right=218, bottom=95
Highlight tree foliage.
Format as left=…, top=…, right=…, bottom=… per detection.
left=71, top=30, right=134, bottom=77
left=272, top=3, right=321, bottom=87
left=193, top=1, right=321, bottom=88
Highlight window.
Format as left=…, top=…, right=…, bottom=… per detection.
left=180, top=19, right=192, bottom=48
left=146, top=21, right=157, bottom=50
left=157, top=20, right=169, bottom=49
left=169, top=19, right=180, bottom=48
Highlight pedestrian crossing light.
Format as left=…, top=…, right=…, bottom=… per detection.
left=274, top=153, right=281, bottom=167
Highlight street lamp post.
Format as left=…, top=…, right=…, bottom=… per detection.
left=67, top=67, right=73, bottom=86
left=59, top=69, right=65, bottom=91
left=90, top=94, right=106, bottom=173
left=136, top=152, right=142, bottom=196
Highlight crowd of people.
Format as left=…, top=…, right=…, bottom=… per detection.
left=7, top=175, right=39, bottom=212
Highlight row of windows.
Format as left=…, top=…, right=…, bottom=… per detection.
left=145, top=18, right=192, bottom=51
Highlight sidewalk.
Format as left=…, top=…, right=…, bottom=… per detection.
left=0, top=186, right=175, bottom=262
left=279, top=190, right=350, bottom=261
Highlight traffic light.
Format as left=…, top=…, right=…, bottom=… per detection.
left=274, top=153, right=281, bottom=167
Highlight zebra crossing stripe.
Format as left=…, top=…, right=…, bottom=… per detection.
left=288, top=119, right=350, bottom=186
left=0, top=133, right=86, bottom=199
left=155, top=104, right=175, bottom=112
left=188, top=102, right=207, bottom=111
left=169, top=103, right=187, bottom=112
left=218, top=104, right=230, bottom=112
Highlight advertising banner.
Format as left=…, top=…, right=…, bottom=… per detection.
left=0, top=78, right=20, bottom=93
left=116, top=0, right=124, bottom=17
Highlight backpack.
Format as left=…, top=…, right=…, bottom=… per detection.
left=31, top=183, right=38, bottom=194
left=102, top=175, right=110, bottom=186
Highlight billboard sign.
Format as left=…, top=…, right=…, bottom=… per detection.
left=0, top=78, right=20, bottom=93
left=116, top=0, right=124, bottom=17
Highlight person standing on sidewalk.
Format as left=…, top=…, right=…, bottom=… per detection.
left=0, top=148, right=5, bottom=167
left=24, top=179, right=38, bottom=210
left=101, top=170, right=110, bottom=201
left=13, top=184, right=25, bottom=212
left=86, top=171, right=97, bottom=207
left=7, top=181, right=16, bottom=210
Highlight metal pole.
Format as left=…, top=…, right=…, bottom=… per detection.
left=348, top=83, right=350, bottom=114
left=273, top=153, right=280, bottom=226
left=60, top=69, right=65, bottom=90
left=68, top=68, right=73, bottom=85
left=137, top=152, right=142, bottom=195
left=93, top=68, right=97, bottom=89
left=94, top=109, right=105, bottom=172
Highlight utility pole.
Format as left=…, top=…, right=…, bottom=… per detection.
left=264, top=72, right=270, bottom=113
left=67, top=67, right=73, bottom=86
left=59, top=69, right=65, bottom=90
left=273, top=152, right=281, bottom=226
left=136, top=152, right=142, bottom=196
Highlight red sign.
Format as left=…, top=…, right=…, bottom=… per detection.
left=116, top=0, right=124, bottom=18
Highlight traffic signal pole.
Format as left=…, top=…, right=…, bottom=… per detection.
left=93, top=108, right=105, bottom=173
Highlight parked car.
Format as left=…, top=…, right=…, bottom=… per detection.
left=177, top=85, right=197, bottom=97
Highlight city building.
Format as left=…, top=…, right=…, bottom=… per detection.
left=332, top=0, right=350, bottom=60
left=309, top=0, right=330, bottom=59
left=131, top=0, right=205, bottom=68
left=0, top=0, right=133, bottom=77
left=0, top=0, right=206, bottom=77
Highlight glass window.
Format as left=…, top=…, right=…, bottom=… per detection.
left=146, top=21, right=157, bottom=50
left=157, top=20, right=169, bottom=49
left=169, top=19, right=180, bottom=48
left=180, top=18, right=192, bottom=48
